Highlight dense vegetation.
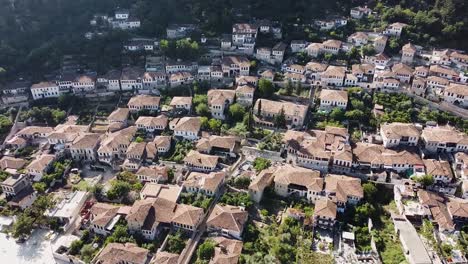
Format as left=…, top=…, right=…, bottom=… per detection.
left=1, top=0, right=466, bottom=82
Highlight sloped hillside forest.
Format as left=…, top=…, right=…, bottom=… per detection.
left=0, top=0, right=466, bottom=81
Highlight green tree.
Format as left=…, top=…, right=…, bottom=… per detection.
left=274, top=107, right=287, bottom=128
left=197, top=239, right=216, bottom=261
left=69, top=240, right=84, bottom=255
left=200, top=116, right=209, bottom=129
left=413, top=174, right=434, bottom=187
left=80, top=244, right=96, bottom=263
left=208, top=118, right=222, bottom=133
left=329, top=108, right=345, bottom=122
left=228, top=103, right=246, bottom=123
left=106, top=180, right=131, bottom=200
left=195, top=103, right=210, bottom=117
left=166, top=232, right=186, bottom=254
left=363, top=183, right=377, bottom=201
left=295, top=82, right=303, bottom=96
left=286, top=79, right=294, bottom=96
left=253, top=157, right=271, bottom=172
left=33, top=182, right=47, bottom=193
left=258, top=79, right=275, bottom=98
left=12, top=213, right=34, bottom=238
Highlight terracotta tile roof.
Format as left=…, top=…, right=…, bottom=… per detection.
left=402, top=43, right=416, bottom=52
left=152, top=252, right=179, bottom=264
left=381, top=122, right=420, bottom=139
left=173, top=117, right=201, bottom=133
left=184, top=171, right=225, bottom=193
left=305, top=62, right=328, bottom=72
left=208, top=89, right=236, bottom=105
left=423, top=159, right=453, bottom=179
left=170, top=96, right=192, bottom=106
left=235, top=84, right=255, bottom=94
left=392, top=63, right=413, bottom=75
left=153, top=136, right=171, bottom=149
left=136, top=165, right=169, bottom=182
left=140, top=183, right=181, bottom=202
left=210, top=236, right=243, bottom=264
left=445, top=83, right=468, bottom=96
left=108, top=108, right=130, bottom=122
left=0, top=156, right=26, bottom=170
left=429, top=65, right=459, bottom=76
left=325, top=174, right=363, bottom=203
left=254, top=99, right=308, bottom=119
left=319, top=89, right=348, bottom=102
left=314, top=198, right=337, bottom=219
left=196, top=135, right=238, bottom=152
left=126, top=141, right=147, bottom=157
left=222, top=56, right=250, bottom=67
left=273, top=164, right=323, bottom=191
left=128, top=95, right=161, bottom=108
left=172, top=203, right=204, bottom=227
left=447, top=199, right=468, bottom=218
left=207, top=205, right=248, bottom=233
left=31, top=81, right=57, bottom=89
left=26, top=154, right=55, bottom=172
left=135, top=115, right=168, bottom=129
left=95, top=243, right=149, bottom=264
left=283, top=127, right=351, bottom=161
left=322, top=39, right=342, bottom=49
left=98, top=126, right=137, bottom=153
left=184, top=150, right=219, bottom=168
left=248, top=166, right=276, bottom=192
left=17, top=126, right=54, bottom=136
left=90, top=203, right=120, bottom=227
left=321, top=65, right=346, bottom=78
left=422, top=126, right=468, bottom=144
left=70, top=133, right=101, bottom=149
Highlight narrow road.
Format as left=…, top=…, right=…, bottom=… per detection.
left=1, top=105, right=23, bottom=149
left=177, top=155, right=245, bottom=264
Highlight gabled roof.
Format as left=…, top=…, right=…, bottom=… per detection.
left=207, top=204, right=248, bottom=233
left=325, top=174, right=363, bottom=203
left=314, top=198, right=337, bottom=219
left=95, top=243, right=149, bottom=264
left=183, top=150, right=219, bottom=168
left=273, top=164, right=323, bottom=191
left=184, top=171, right=225, bottom=193
left=320, top=89, right=348, bottom=102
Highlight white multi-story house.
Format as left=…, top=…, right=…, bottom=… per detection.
left=350, top=6, right=372, bottom=19
left=70, top=133, right=101, bottom=161
left=321, top=39, right=342, bottom=55
left=421, top=126, right=468, bottom=153
left=347, top=32, right=369, bottom=46
left=273, top=165, right=323, bottom=203
left=207, top=89, right=235, bottom=120
left=135, top=115, right=168, bottom=132
left=254, top=99, right=309, bottom=128
left=383, top=22, right=407, bottom=37
left=320, top=66, right=346, bottom=87
left=443, top=83, right=468, bottom=108
left=319, top=89, right=348, bottom=112
left=72, top=74, right=96, bottom=94
left=235, top=85, right=255, bottom=107
left=99, top=69, right=121, bottom=91
left=170, top=117, right=201, bottom=140
left=221, top=56, right=250, bottom=77
left=424, top=159, right=454, bottom=184
left=392, top=63, right=414, bottom=84
left=232, top=23, right=258, bottom=45
left=290, top=40, right=307, bottom=53
left=30, top=82, right=60, bottom=100
left=127, top=95, right=160, bottom=113
left=380, top=123, right=421, bottom=148
left=120, top=67, right=144, bottom=91
left=169, top=72, right=194, bottom=87
left=401, top=43, right=417, bottom=64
